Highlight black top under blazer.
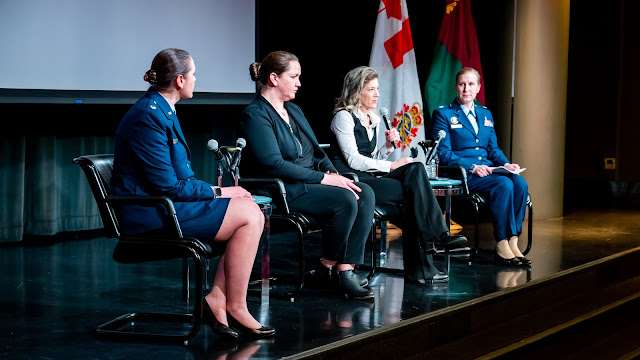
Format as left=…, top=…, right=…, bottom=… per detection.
left=240, top=95, right=336, bottom=201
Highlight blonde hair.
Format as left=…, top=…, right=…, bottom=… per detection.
left=333, top=66, right=378, bottom=115
left=456, top=67, right=481, bottom=84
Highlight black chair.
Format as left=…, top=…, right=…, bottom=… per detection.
left=439, top=165, right=533, bottom=258
left=238, top=177, right=320, bottom=300
left=73, top=154, right=225, bottom=343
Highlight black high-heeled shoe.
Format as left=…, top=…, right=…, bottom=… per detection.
left=227, top=313, right=275, bottom=339
left=202, top=298, right=239, bottom=340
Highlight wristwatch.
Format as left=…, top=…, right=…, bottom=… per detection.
left=213, top=186, right=222, bottom=198
left=469, top=164, right=476, bottom=173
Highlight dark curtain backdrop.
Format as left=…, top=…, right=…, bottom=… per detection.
left=1, top=104, right=241, bottom=242
left=3, top=0, right=637, bottom=241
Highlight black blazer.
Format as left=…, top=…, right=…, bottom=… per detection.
left=240, top=95, right=336, bottom=201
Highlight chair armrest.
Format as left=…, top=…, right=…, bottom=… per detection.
left=239, top=177, right=286, bottom=194
left=438, top=165, right=470, bottom=194
left=106, top=195, right=183, bottom=238
left=238, top=177, right=290, bottom=214
left=341, top=172, right=359, bottom=182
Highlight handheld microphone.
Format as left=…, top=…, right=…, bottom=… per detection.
left=228, top=138, right=246, bottom=176
left=426, top=130, right=446, bottom=164
left=207, top=139, right=227, bottom=186
left=207, top=139, right=224, bottom=161
left=380, top=107, right=397, bottom=149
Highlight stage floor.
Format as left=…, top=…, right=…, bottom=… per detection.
left=2, top=208, right=639, bottom=359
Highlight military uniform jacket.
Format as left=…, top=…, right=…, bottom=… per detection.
left=111, top=89, right=215, bottom=235
left=431, top=99, right=509, bottom=173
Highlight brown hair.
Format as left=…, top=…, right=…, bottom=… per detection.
left=144, top=48, right=192, bottom=91
left=249, top=51, right=299, bottom=87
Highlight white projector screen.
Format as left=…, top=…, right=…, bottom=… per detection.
left=0, top=0, right=256, bottom=104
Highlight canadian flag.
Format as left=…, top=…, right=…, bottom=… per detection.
left=369, top=0, right=426, bottom=162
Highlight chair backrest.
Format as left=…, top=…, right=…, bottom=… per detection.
left=73, top=154, right=121, bottom=238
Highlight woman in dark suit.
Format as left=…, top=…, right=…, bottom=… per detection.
left=431, top=67, right=530, bottom=266
left=240, top=51, right=375, bottom=300
left=328, top=66, right=466, bottom=284
left=111, top=48, right=274, bottom=339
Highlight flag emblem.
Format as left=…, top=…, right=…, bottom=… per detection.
left=391, top=102, right=424, bottom=150
left=446, top=0, right=460, bottom=14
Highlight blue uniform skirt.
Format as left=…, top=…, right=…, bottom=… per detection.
left=177, top=198, right=231, bottom=240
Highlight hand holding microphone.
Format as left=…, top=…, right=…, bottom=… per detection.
left=380, top=107, right=397, bottom=149
left=385, top=127, right=400, bottom=150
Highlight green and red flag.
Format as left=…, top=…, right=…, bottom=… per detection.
left=424, top=0, right=484, bottom=119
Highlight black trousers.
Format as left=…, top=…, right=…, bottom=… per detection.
left=287, top=182, right=375, bottom=265
left=360, top=162, right=448, bottom=281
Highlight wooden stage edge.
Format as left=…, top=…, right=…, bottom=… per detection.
left=285, top=246, right=640, bottom=360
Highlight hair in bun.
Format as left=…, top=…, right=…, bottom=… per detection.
left=249, top=51, right=298, bottom=87
left=144, top=69, right=157, bottom=84
left=145, top=48, right=191, bottom=91
left=249, top=62, right=261, bottom=82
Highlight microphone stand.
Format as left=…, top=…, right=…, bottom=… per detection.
left=217, top=161, right=224, bottom=187
left=425, top=140, right=438, bottom=165
left=232, top=167, right=239, bottom=186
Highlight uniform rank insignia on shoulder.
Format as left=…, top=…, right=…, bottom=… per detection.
left=150, top=104, right=156, bottom=109
left=484, top=116, right=493, bottom=127
left=439, top=105, right=445, bottom=108
left=450, top=116, right=459, bottom=124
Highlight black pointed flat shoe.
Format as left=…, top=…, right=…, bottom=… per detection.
left=516, top=256, right=532, bottom=265
left=494, top=253, right=524, bottom=267
left=227, top=314, right=275, bottom=339
left=202, top=298, right=238, bottom=340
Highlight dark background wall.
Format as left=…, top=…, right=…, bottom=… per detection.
left=6, top=0, right=639, bottom=213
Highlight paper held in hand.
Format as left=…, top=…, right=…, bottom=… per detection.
left=489, top=166, right=526, bottom=175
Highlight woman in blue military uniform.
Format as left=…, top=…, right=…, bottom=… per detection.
left=431, top=67, right=530, bottom=266
left=111, top=48, right=274, bottom=339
